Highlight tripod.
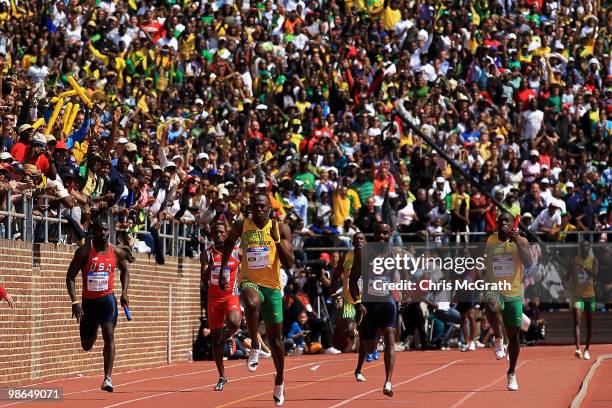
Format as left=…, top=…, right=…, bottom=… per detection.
left=314, top=279, right=334, bottom=334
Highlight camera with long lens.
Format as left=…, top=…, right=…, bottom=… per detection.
left=303, top=259, right=326, bottom=281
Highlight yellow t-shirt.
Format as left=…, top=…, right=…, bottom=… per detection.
left=572, top=255, right=595, bottom=298
left=332, top=192, right=351, bottom=227
left=382, top=6, right=401, bottom=30
left=485, top=233, right=523, bottom=298
left=451, top=192, right=470, bottom=212
left=295, top=101, right=311, bottom=115
left=342, top=251, right=361, bottom=304
left=240, top=218, right=281, bottom=289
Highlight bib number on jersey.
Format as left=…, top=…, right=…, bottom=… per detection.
left=492, top=256, right=514, bottom=278
left=87, top=272, right=109, bottom=292
left=577, top=270, right=590, bottom=285
left=246, top=246, right=270, bottom=270
left=211, top=266, right=231, bottom=286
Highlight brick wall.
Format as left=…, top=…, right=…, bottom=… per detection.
left=0, top=240, right=201, bottom=386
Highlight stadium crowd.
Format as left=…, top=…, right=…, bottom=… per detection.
left=0, top=0, right=610, bottom=355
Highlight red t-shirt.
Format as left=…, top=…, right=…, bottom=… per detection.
left=517, top=89, right=537, bottom=110
left=82, top=243, right=116, bottom=300
left=29, top=153, right=50, bottom=175
left=0, top=284, right=6, bottom=299
left=10, top=142, right=29, bottom=162
left=206, top=245, right=240, bottom=298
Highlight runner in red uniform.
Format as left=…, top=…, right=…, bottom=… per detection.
left=201, top=221, right=242, bottom=391
left=66, top=220, right=130, bottom=393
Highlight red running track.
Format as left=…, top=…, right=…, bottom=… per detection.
left=582, top=358, right=612, bottom=408
left=2, top=345, right=611, bottom=408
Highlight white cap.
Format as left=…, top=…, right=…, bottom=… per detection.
left=541, top=178, right=550, bottom=184
left=32, top=133, right=47, bottom=146
left=172, top=155, right=184, bottom=162
left=295, top=180, right=304, bottom=187
left=0, top=152, right=13, bottom=160
left=436, top=177, right=445, bottom=184
left=588, top=57, right=600, bottom=66
left=507, top=33, right=517, bottom=40
left=529, top=149, right=539, bottom=156
left=194, top=98, right=204, bottom=105
left=197, top=152, right=209, bottom=161
left=164, top=162, right=177, bottom=170
left=118, top=137, right=129, bottom=144
left=566, top=181, right=575, bottom=189
left=417, top=29, right=429, bottom=41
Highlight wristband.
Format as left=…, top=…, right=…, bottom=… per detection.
left=71, top=300, right=79, bottom=305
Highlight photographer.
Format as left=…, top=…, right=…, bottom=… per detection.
left=282, top=277, right=341, bottom=355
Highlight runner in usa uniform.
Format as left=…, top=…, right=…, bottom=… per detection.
left=484, top=212, right=533, bottom=391
left=201, top=222, right=242, bottom=391
left=66, top=220, right=130, bottom=393
left=220, top=193, right=294, bottom=406
left=349, top=223, right=398, bottom=397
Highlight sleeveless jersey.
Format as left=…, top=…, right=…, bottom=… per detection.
left=207, top=244, right=241, bottom=297
left=342, top=251, right=361, bottom=304
left=82, top=243, right=116, bottom=300
left=572, top=255, right=595, bottom=298
left=240, top=218, right=281, bottom=289
left=485, top=233, right=523, bottom=298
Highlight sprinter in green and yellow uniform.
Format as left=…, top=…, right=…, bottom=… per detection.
left=331, top=232, right=368, bottom=382
left=220, top=193, right=294, bottom=406
left=567, top=240, right=598, bottom=361
left=484, top=212, right=533, bottom=392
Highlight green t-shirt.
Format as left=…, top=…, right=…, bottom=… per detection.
left=295, top=172, right=316, bottom=191
left=351, top=180, right=374, bottom=204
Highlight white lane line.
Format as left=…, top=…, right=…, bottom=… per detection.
left=448, top=360, right=530, bottom=408
left=103, top=358, right=351, bottom=408
left=329, top=360, right=461, bottom=408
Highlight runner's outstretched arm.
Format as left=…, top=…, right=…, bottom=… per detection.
left=115, top=248, right=130, bottom=307
left=66, top=245, right=88, bottom=322
left=219, top=220, right=244, bottom=290
left=274, top=221, right=294, bottom=270
left=511, top=232, right=533, bottom=268
left=349, top=247, right=362, bottom=303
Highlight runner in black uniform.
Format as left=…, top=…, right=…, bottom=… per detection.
left=349, top=223, right=397, bottom=397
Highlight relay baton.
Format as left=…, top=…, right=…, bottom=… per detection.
left=123, top=305, right=132, bottom=321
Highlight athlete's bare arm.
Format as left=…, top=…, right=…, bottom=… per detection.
left=219, top=219, right=244, bottom=290
left=200, top=249, right=212, bottom=289
left=348, top=248, right=362, bottom=303
left=114, top=247, right=130, bottom=307
left=590, top=258, right=599, bottom=279
left=510, top=231, right=533, bottom=268
left=330, top=252, right=346, bottom=295
left=274, top=221, right=294, bottom=270
left=66, top=244, right=89, bottom=322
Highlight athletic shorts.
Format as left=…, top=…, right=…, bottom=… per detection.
left=80, top=293, right=118, bottom=340
left=342, top=301, right=356, bottom=320
left=208, top=295, right=242, bottom=330
left=360, top=301, right=397, bottom=341
left=486, top=293, right=522, bottom=328
left=573, top=297, right=596, bottom=312
left=239, top=280, right=283, bottom=324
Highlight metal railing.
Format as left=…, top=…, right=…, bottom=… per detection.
left=0, top=189, right=608, bottom=258
left=0, top=190, right=202, bottom=258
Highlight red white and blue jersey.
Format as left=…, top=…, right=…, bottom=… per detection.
left=82, top=243, right=116, bottom=300
left=207, top=244, right=241, bottom=297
